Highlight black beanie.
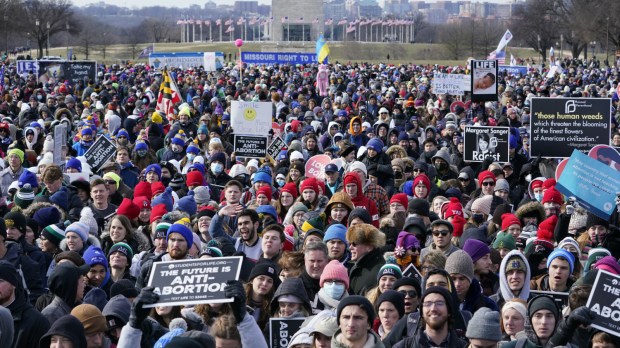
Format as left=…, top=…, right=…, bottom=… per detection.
left=376, top=290, right=405, bottom=318
left=408, top=198, right=430, bottom=216
left=348, top=208, right=373, bottom=225
left=392, top=277, right=421, bottom=298
left=248, top=261, right=280, bottom=288
left=337, top=295, right=376, bottom=326
left=4, top=211, right=27, bottom=235
left=586, top=213, right=609, bottom=230
left=528, top=294, right=559, bottom=321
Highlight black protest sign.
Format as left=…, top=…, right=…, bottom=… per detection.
left=234, top=135, right=268, bottom=158
left=530, top=97, right=611, bottom=158
left=586, top=270, right=620, bottom=337
left=37, top=60, right=97, bottom=85
left=84, top=135, right=117, bottom=173
left=530, top=290, right=569, bottom=308
left=463, top=126, right=510, bottom=163
left=269, top=318, right=305, bottom=348
left=470, top=60, right=498, bottom=102
left=267, top=136, right=287, bottom=160
left=402, top=264, right=423, bottom=284
left=145, top=256, right=242, bottom=308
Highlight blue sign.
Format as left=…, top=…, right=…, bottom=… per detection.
left=556, top=150, right=620, bottom=219
left=241, top=52, right=322, bottom=65
left=499, top=65, right=528, bottom=76
left=17, top=60, right=40, bottom=76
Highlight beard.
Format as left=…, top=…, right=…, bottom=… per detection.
left=423, top=312, right=449, bottom=330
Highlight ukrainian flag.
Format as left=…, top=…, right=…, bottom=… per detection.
left=316, top=35, right=329, bottom=64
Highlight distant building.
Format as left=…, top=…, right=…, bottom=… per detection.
left=384, top=0, right=411, bottom=16
left=272, top=0, right=324, bottom=41
left=234, top=1, right=259, bottom=14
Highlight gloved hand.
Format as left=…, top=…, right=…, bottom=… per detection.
left=566, top=306, right=594, bottom=330
left=565, top=204, right=575, bottom=215
left=129, top=286, right=159, bottom=328
left=481, top=156, right=494, bottom=171
left=224, top=280, right=247, bottom=323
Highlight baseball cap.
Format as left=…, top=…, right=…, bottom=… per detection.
left=324, top=164, right=338, bottom=173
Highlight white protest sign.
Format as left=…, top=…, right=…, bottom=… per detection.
left=432, top=73, right=471, bottom=95
left=230, top=101, right=272, bottom=136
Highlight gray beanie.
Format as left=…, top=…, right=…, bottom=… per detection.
left=466, top=307, right=502, bottom=341
left=193, top=186, right=210, bottom=205
left=444, top=250, right=474, bottom=283
left=494, top=179, right=509, bottom=193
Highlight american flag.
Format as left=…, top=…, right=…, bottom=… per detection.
left=237, top=17, right=245, bottom=25
left=325, top=18, right=333, bottom=26
left=346, top=25, right=356, bottom=33
left=225, top=19, right=233, bottom=26
left=313, top=17, right=319, bottom=24
left=488, top=50, right=506, bottom=64
left=281, top=16, right=288, bottom=23
left=205, top=20, right=210, bottom=26
left=226, top=25, right=234, bottom=33
left=187, top=19, right=194, bottom=24
left=216, top=19, right=222, bottom=26
left=298, top=17, right=304, bottom=23
left=338, top=18, right=347, bottom=25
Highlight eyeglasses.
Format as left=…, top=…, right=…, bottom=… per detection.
left=422, top=300, right=446, bottom=308
left=399, top=290, right=417, bottom=298
left=432, top=230, right=450, bottom=237
left=482, top=181, right=495, bottom=187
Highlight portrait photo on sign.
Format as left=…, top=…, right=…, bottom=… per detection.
left=473, top=72, right=496, bottom=94
left=464, top=126, right=510, bottom=163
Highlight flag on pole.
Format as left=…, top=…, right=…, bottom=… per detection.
left=216, top=19, right=222, bottom=26
left=495, top=30, right=513, bottom=53
left=325, top=18, right=333, bottom=26
left=281, top=16, right=288, bottom=23
left=510, top=54, right=516, bottom=66
left=225, top=19, right=233, bottom=26
left=488, top=50, right=505, bottom=64
left=346, top=25, right=356, bottom=33
left=156, top=69, right=182, bottom=118
left=226, top=26, right=234, bottom=33
left=313, top=18, right=319, bottom=24
left=138, top=44, right=154, bottom=59
left=298, top=17, right=304, bottom=23
left=338, top=18, right=347, bottom=25
left=316, top=35, right=330, bottom=64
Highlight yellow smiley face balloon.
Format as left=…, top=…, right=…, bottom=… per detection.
left=243, top=107, right=256, bottom=121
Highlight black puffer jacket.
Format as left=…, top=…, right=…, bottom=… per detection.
left=8, top=287, right=50, bottom=348
left=349, top=248, right=385, bottom=295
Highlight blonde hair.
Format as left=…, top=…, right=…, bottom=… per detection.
left=210, top=315, right=241, bottom=341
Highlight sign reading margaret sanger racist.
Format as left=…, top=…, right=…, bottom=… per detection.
left=586, top=270, right=620, bottom=337
left=530, top=97, right=611, bottom=158
left=144, top=256, right=242, bottom=307
left=463, top=126, right=510, bottom=163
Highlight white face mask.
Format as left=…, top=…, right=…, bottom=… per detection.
left=323, top=282, right=345, bottom=300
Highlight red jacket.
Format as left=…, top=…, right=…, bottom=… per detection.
left=343, top=172, right=379, bottom=227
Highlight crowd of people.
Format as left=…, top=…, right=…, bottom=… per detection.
left=0, top=54, right=617, bottom=348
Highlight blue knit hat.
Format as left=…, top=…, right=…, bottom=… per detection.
left=176, top=191, right=197, bottom=216
left=66, top=222, right=89, bottom=242
left=152, top=187, right=174, bottom=212
left=50, top=188, right=69, bottom=211
left=33, top=206, right=61, bottom=227
left=547, top=249, right=575, bottom=274
left=83, top=245, right=109, bottom=270
left=135, top=141, right=148, bottom=151
left=198, top=124, right=208, bottom=134
left=253, top=171, right=272, bottom=184
left=210, top=151, right=226, bottom=164
left=145, top=164, right=162, bottom=178
left=256, top=205, right=277, bottom=220
left=167, top=223, right=193, bottom=249
left=324, top=224, right=348, bottom=247
left=171, top=136, right=185, bottom=147
left=18, top=170, right=38, bottom=188
left=398, top=131, right=409, bottom=142
left=81, top=128, right=93, bottom=136
left=189, top=163, right=206, bottom=175
left=117, top=129, right=129, bottom=139
left=367, top=138, right=384, bottom=153
left=66, top=158, right=82, bottom=172
left=186, top=142, right=200, bottom=154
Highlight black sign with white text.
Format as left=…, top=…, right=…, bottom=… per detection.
left=234, top=135, right=268, bottom=158
left=145, top=256, right=242, bottom=308
left=267, top=136, right=287, bottom=160
left=586, top=270, right=620, bottom=337
left=269, top=318, right=305, bottom=348
left=463, top=126, right=510, bottom=163
left=84, top=135, right=117, bottom=173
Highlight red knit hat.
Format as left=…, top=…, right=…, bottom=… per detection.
left=542, top=178, right=557, bottom=190
left=133, top=196, right=151, bottom=210
left=256, top=185, right=272, bottom=201
left=390, top=193, right=409, bottom=209
left=501, top=213, right=521, bottom=231
left=151, top=181, right=166, bottom=198
left=316, top=180, right=326, bottom=196
left=413, top=174, right=431, bottom=194
left=134, top=181, right=152, bottom=199
left=531, top=180, right=543, bottom=190
left=451, top=215, right=467, bottom=237
left=343, top=172, right=361, bottom=187
left=443, top=197, right=463, bottom=219
left=280, top=183, right=299, bottom=200
left=477, top=170, right=496, bottom=184
left=150, top=204, right=168, bottom=223
left=542, top=187, right=563, bottom=205
left=537, top=215, right=558, bottom=242
left=117, top=198, right=140, bottom=220
left=320, top=260, right=350, bottom=289
left=300, top=177, right=319, bottom=194
left=186, top=171, right=204, bottom=187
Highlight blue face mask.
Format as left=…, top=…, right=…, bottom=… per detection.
left=211, top=163, right=224, bottom=175
left=534, top=193, right=543, bottom=202
left=187, top=154, right=196, bottom=162
left=277, top=179, right=286, bottom=187
left=323, top=282, right=345, bottom=300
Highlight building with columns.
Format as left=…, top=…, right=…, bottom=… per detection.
left=272, top=0, right=324, bottom=41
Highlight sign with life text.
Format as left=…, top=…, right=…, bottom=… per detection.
left=145, top=256, right=242, bottom=308
left=402, top=264, right=423, bottom=284
left=230, top=101, right=272, bottom=136
left=305, top=155, right=332, bottom=181
left=267, top=136, right=287, bottom=161
left=233, top=135, right=268, bottom=158
left=586, top=270, right=620, bottom=338
left=431, top=73, right=471, bottom=95
left=83, top=135, right=117, bottom=173
left=530, top=97, right=611, bottom=158
left=269, top=318, right=305, bottom=348
left=463, top=126, right=510, bottom=163
left=471, top=60, right=498, bottom=102
left=530, top=290, right=569, bottom=308
left=556, top=150, right=620, bottom=220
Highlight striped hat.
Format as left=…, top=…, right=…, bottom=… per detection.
left=41, top=224, right=66, bottom=247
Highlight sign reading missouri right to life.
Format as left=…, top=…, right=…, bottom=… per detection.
left=230, top=101, right=273, bottom=136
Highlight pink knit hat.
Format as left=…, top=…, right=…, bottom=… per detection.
left=320, top=260, right=350, bottom=289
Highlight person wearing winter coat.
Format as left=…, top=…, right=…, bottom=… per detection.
left=501, top=295, right=561, bottom=348
left=332, top=295, right=386, bottom=348
left=444, top=250, right=499, bottom=314
left=343, top=172, right=380, bottom=228
left=359, top=137, right=395, bottom=195
left=314, top=260, right=350, bottom=314
left=270, top=277, right=312, bottom=318
left=347, top=223, right=386, bottom=295
left=490, top=250, right=531, bottom=309
left=346, top=116, right=369, bottom=148
left=41, top=262, right=89, bottom=325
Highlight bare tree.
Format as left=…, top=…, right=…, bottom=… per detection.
left=125, top=26, right=144, bottom=60
left=511, top=0, right=561, bottom=64
left=440, top=23, right=470, bottom=60
left=476, top=19, right=506, bottom=57
left=411, top=11, right=428, bottom=43
left=141, top=17, right=174, bottom=43
left=18, top=0, right=79, bottom=58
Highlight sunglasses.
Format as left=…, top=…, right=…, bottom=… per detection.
left=482, top=181, right=495, bottom=187
left=459, top=178, right=469, bottom=181
left=105, top=180, right=116, bottom=185
left=432, top=230, right=450, bottom=237
left=399, top=290, right=417, bottom=298
left=413, top=169, right=424, bottom=173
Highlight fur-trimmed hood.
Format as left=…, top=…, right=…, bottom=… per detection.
left=515, top=201, right=545, bottom=225
left=527, top=176, right=546, bottom=199
left=99, top=227, right=151, bottom=254
left=386, top=145, right=407, bottom=159
left=346, top=223, right=386, bottom=248
left=22, top=201, right=68, bottom=222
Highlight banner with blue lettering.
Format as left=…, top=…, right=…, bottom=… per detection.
left=241, top=52, right=321, bottom=65
left=556, top=150, right=620, bottom=220
left=149, top=52, right=224, bottom=70
left=499, top=65, right=528, bottom=76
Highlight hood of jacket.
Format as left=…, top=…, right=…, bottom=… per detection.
left=349, top=116, right=363, bottom=136
left=48, top=263, right=83, bottom=307
left=499, top=250, right=531, bottom=302
left=343, top=172, right=363, bottom=201
left=271, top=277, right=312, bottom=315
left=527, top=177, right=546, bottom=199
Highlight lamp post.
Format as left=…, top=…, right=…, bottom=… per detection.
left=590, top=41, right=596, bottom=59
left=35, top=19, right=39, bottom=58
left=606, top=17, right=610, bottom=64
left=66, top=22, right=69, bottom=59
left=537, top=34, right=541, bottom=65
left=3, top=15, right=7, bottom=53
left=46, top=21, right=50, bottom=56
